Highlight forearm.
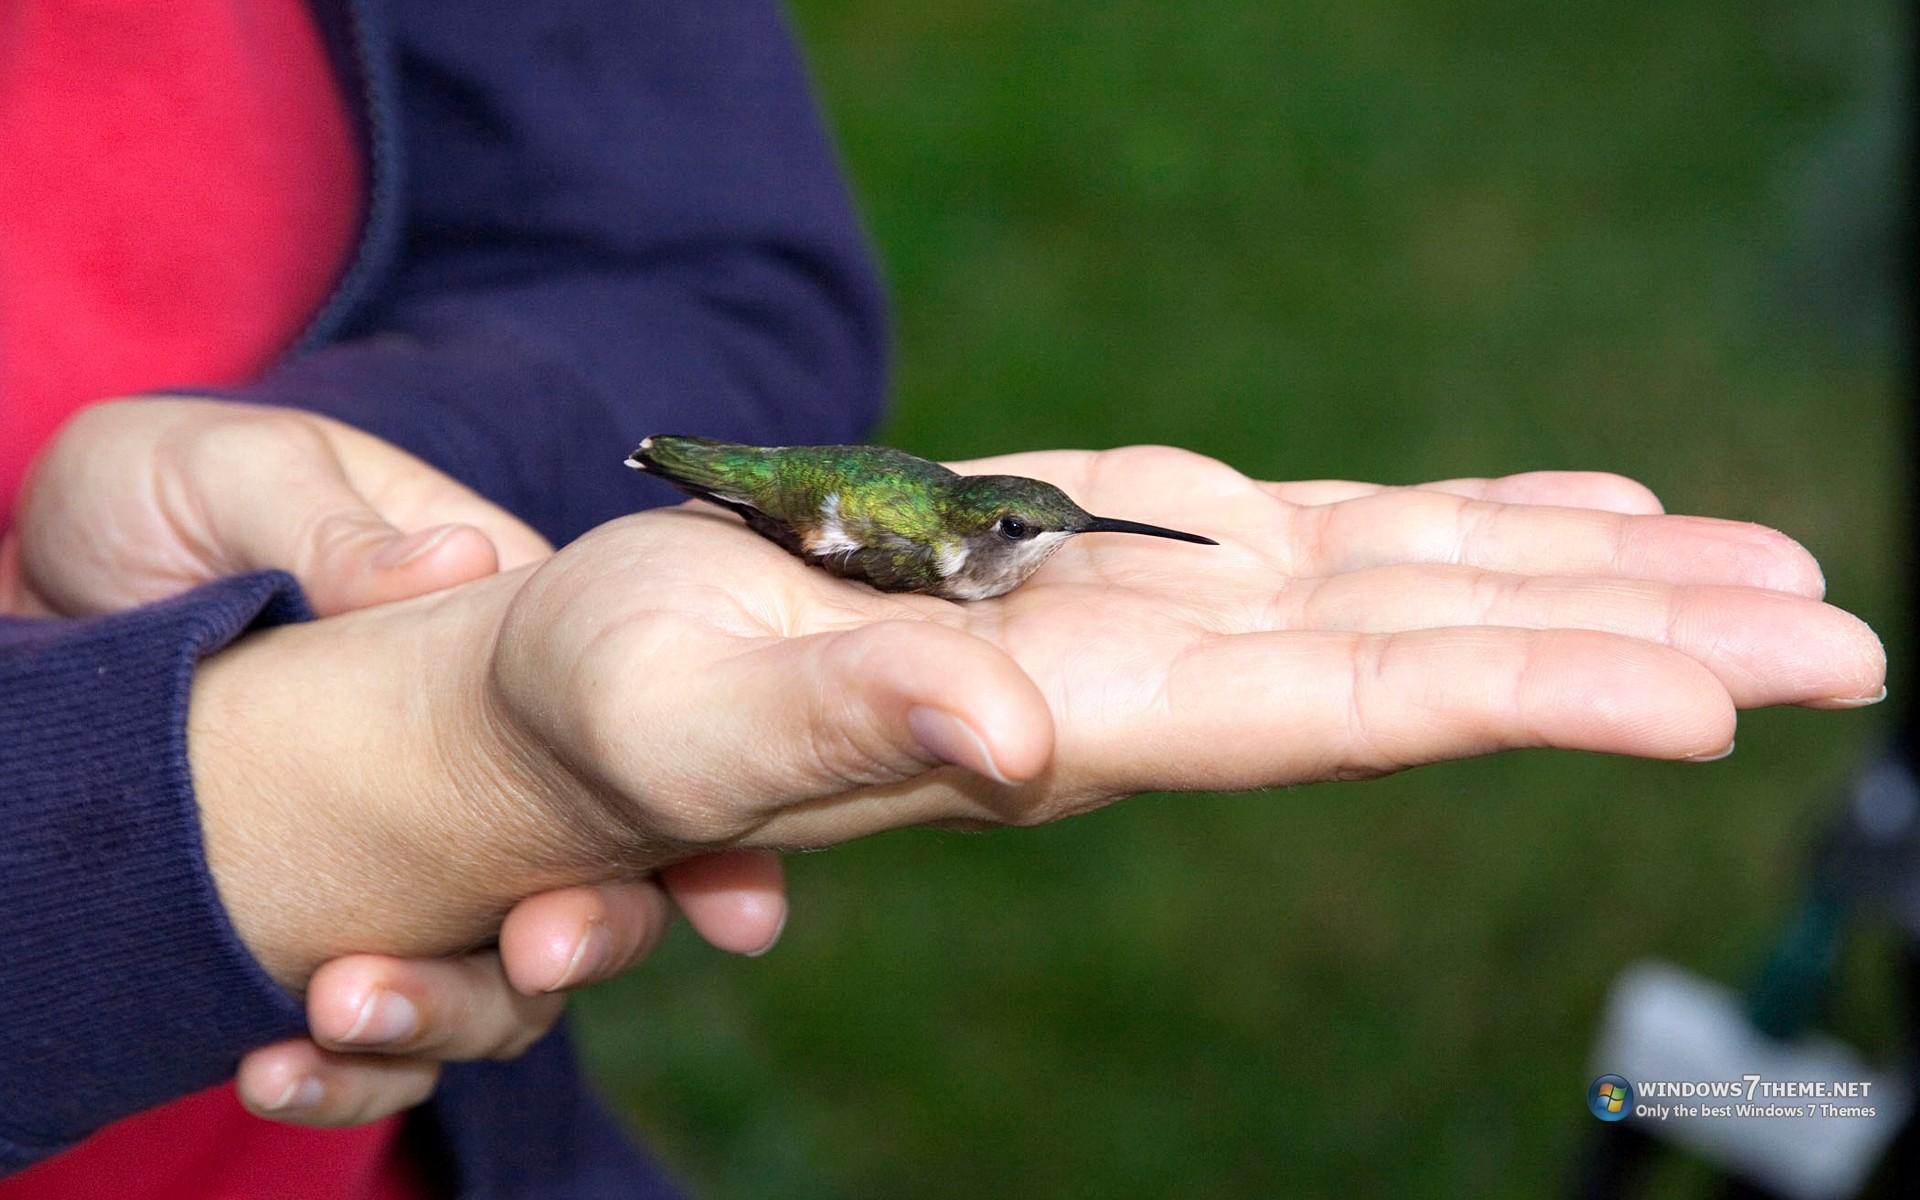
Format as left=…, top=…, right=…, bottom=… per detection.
left=187, top=568, right=618, bottom=989
left=0, top=570, right=601, bottom=1171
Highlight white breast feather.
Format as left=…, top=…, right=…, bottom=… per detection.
left=807, top=493, right=863, bottom=555
left=936, top=541, right=970, bottom=577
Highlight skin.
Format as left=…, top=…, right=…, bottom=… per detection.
left=185, top=445, right=1882, bottom=971
left=8, top=404, right=1889, bottom=1124
left=1, top=399, right=788, bottom=1127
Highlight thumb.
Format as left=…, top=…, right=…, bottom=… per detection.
left=217, top=468, right=505, bottom=616
left=683, top=620, right=1055, bottom=843
left=0, top=531, right=57, bottom=617
left=319, top=517, right=503, bottom=615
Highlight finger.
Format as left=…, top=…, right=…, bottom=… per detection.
left=304, top=516, right=502, bottom=615
left=1264, top=471, right=1665, bottom=515
left=1285, top=564, right=1886, bottom=707
left=498, top=880, right=674, bottom=995
left=324, top=423, right=552, bottom=572
left=661, top=850, right=788, bottom=956
left=1287, top=490, right=1824, bottom=597
left=305, top=952, right=565, bottom=1060
left=1084, top=627, right=1739, bottom=794
left=0, top=532, right=56, bottom=617
left=236, top=1039, right=439, bottom=1128
left=197, top=423, right=506, bottom=614
left=615, top=619, right=1055, bottom=841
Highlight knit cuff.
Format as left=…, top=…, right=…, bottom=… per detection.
left=0, top=572, right=313, bottom=1169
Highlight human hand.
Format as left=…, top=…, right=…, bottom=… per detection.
left=192, top=447, right=1881, bottom=988
left=0, top=397, right=788, bottom=1127
left=233, top=852, right=785, bottom=1126
left=0, top=395, right=549, bottom=618
left=480, top=448, right=1882, bottom=852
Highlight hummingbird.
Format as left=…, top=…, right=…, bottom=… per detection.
left=626, top=435, right=1216, bottom=601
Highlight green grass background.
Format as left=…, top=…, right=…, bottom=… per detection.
left=574, top=2, right=1907, bottom=1194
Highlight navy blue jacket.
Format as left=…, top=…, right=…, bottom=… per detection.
left=0, top=0, right=886, bottom=1193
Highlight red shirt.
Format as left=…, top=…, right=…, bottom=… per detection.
left=0, top=2, right=423, bottom=1196
left=0, top=0, right=356, bottom=520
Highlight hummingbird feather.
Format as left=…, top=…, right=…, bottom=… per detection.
left=626, top=435, right=1214, bottom=600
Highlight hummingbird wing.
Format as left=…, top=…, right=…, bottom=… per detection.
left=629, top=437, right=956, bottom=590
left=803, top=481, right=952, bottom=593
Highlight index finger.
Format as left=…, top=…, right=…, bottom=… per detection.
left=1285, top=489, right=1825, bottom=598
left=320, top=418, right=554, bottom=570
left=1263, top=470, right=1666, bottom=515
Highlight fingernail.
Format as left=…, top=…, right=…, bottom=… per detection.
left=373, top=524, right=456, bottom=569
left=1684, top=741, right=1736, bottom=764
left=547, top=920, right=613, bottom=992
left=1824, top=686, right=1888, bottom=709
left=745, top=904, right=789, bottom=959
left=338, top=990, right=419, bottom=1046
left=907, top=706, right=1011, bottom=785
left=264, top=1075, right=325, bottom=1112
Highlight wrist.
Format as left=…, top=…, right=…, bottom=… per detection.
left=187, top=569, right=602, bottom=988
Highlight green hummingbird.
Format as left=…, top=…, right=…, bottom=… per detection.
left=626, top=435, right=1216, bottom=601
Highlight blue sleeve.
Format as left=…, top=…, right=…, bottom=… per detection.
left=0, top=576, right=313, bottom=1174
left=238, top=0, right=889, bottom=547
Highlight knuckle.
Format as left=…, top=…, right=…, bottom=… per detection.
left=1740, top=525, right=1823, bottom=593
left=802, top=703, right=920, bottom=789
left=489, top=1013, right=560, bottom=1061
left=640, top=796, right=740, bottom=847
left=1449, top=498, right=1502, bottom=564
left=1587, top=472, right=1662, bottom=511
left=999, top=794, right=1067, bottom=828
left=49, top=400, right=117, bottom=452
left=982, top=779, right=1099, bottom=829
left=623, top=757, right=753, bottom=847
left=1748, top=523, right=1810, bottom=561
left=1338, top=635, right=1398, bottom=777
left=347, top=1078, right=434, bottom=1126
left=1106, top=445, right=1249, bottom=494
left=1110, top=444, right=1210, bottom=473
left=330, top=1094, right=392, bottom=1129
left=181, top=409, right=326, bottom=474
left=303, top=506, right=379, bottom=559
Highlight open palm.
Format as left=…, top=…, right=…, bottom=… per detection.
left=492, top=446, right=1883, bottom=858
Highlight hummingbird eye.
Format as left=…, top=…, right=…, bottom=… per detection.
left=995, top=515, right=1032, bottom=541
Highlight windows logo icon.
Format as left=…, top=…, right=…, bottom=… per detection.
left=1589, top=1075, right=1633, bottom=1122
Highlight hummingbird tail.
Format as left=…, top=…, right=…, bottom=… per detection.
left=626, top=434, right=783, bottom=517
left=626, top=435, right=741, bottom=489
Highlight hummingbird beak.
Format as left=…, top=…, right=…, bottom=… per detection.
left=1081, top=516, right=1218, bottom=545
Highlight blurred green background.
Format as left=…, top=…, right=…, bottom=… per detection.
left=576, top=1, right=1907, bottom=1195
